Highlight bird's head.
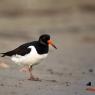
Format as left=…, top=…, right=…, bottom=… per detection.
left=39, top=34, right=57, bottom=49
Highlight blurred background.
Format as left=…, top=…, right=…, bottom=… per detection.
left=0, top=0, right=95, bottom=95
left=0, top=0, right=95, bottom=50
left=0, top=0, right=95, bottom=36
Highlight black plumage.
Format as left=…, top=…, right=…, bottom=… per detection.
left=1, top=34, right=50, bottom=57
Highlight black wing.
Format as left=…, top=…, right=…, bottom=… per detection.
left=1, top=42, right=32, bottom=57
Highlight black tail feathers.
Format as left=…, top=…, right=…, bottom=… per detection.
left=0, top=53, right=6, bottom=57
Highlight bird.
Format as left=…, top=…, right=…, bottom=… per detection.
left=0, top=34, right=57, bottom=81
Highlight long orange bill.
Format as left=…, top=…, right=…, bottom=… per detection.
left=48, top=40, right=57, bottom=49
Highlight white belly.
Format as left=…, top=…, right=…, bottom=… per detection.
left=11, top=46, right=48, bottom=66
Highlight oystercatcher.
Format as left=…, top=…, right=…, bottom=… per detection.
left=1, top=34, right=57, bottom=80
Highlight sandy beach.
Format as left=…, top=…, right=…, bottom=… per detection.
left=0, top=31, right=95, bottom=95
left=0, top=0, right=95, bottom=94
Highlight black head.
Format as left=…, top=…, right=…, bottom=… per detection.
left=39, top=34, right=57, bottom=49
left=39, top=34, right=50, bottom=45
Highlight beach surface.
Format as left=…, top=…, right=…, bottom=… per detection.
left=0, top=31, right=95, bottom=95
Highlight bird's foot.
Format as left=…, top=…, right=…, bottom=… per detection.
left=28, top=77, right=41, bottom=81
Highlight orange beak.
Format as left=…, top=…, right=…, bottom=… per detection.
left=48, top=40, right=57, bottom=49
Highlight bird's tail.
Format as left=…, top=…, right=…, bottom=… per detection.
left=0, top=53, right=6, bottom=57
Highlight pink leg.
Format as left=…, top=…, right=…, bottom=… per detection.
left=20, top=65, right=29, bottom=72
left=28, top=66, right=40, bottom=81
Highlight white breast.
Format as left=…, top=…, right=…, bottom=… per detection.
left=11, top=46, right=48, bottom=66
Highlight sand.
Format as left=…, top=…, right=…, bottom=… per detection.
left=0, top=31, right=95, bottom=95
